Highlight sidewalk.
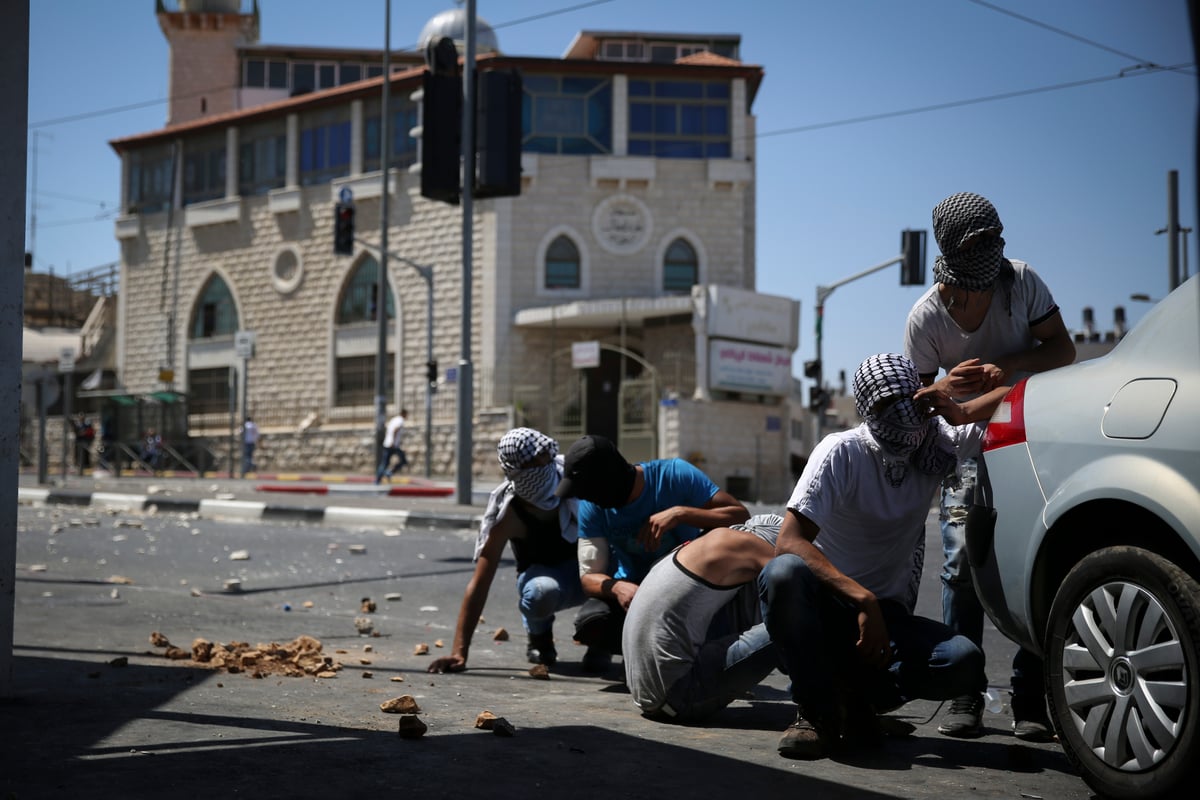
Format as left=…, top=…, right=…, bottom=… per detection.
left=16, top=469, right=491, bottom=531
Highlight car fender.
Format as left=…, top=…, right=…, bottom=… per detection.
left=1041, top=452, right=1200, bottom=557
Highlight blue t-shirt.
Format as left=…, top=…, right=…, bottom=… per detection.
left=578, top=458, right=719, bottom=583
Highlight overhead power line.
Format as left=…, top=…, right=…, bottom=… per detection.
left=757, top=62, right=1192, bottom=140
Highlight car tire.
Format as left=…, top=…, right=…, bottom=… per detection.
left=1046, top=546, right=1200, bottom=800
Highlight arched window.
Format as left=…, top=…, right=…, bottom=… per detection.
left=337, top=256, right=395, bottom=323
left=335, top=255, right=396, bottom=406
left=190, top=274, right=238, bottom=339
left=663, top=238, right=698, bottom=293
left=545, top=235, right=581, bottom=289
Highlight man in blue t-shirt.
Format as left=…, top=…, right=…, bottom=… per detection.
left=555, top=435, right=749, bottom=673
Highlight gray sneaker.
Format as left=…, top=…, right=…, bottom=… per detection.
left=937, top=693, right=984, bottom=738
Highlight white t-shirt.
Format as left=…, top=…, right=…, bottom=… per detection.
left=787, top=423, right=983, bottom=608
left=383, top=414, right=406, bottom=448
left=904, top=259, right=1060, bottom=385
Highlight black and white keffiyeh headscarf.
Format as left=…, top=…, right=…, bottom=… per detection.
left=475, top=428, right=577, bottom=561
left=853, top=354, right=955, bottom=487
left=932, top=192, right=1007, bottom=292
left=497, top=427, right=561, bottom=509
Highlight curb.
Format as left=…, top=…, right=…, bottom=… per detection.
left=16, top=487, right=480, bottom=531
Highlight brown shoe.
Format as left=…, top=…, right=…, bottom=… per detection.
left=778, top=711, right=831, bottom=760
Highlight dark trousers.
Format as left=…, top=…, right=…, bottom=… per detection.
left=573, top=596, right=625, bottom=654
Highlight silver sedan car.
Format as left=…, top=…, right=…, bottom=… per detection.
left=967, top=273, right=1200, bottom=800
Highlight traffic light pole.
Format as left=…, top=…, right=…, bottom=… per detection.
left=374, top=0, right=392, bottom=476
left=356, top=237, right=435, bottom=480
left=812, top=254, right=903, bottom=439
left=455, top=0, right=477, bottom=505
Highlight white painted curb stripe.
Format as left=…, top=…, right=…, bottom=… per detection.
left=324, top=506, right=412, bottom=524
left=198, top=499, right=267, bottom=520
left=92, top=492, right=148, bottom=511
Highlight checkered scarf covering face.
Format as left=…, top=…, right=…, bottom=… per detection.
left=853, top=354, right=953, bottom=486
left=932, top=192, right=1006, bottom=292
left=498, top=428, right=561, bottom=510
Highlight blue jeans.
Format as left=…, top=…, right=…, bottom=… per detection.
left=516, top=559, right=584, bottom=636
left=942, top=458, right=1046, bottom=711
left=759, top=553, right=983, bottom=722
left=374, top=446, right=408, bottom=482
left=242, top=442, right=256, bottom=473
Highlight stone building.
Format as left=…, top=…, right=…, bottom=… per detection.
left=108, top=1, right=801, bottom=501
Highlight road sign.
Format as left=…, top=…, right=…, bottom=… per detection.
left=59, top=346, right=76, bottom=373
left=572, top=340, right=600, bottom=369
left=339, top=187, right=354, bottom=205
left=235, top=331, right=256, bottom=359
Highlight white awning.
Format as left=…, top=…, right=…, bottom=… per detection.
left=513, top=295, right=693, bottom=329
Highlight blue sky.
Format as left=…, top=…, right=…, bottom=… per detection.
left=27, top=0, right=1196, bottom=390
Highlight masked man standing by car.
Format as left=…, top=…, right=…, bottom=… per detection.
left=904, top=192, right=1076, bottom=741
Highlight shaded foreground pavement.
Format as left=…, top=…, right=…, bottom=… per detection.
left=4, top=472, right=1095, bottom=799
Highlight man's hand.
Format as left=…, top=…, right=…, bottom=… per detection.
left=937, top=358, right=995, bottom=397
left=854, top=601, right=892, bottom=669
left=915, top=384, right=967, bottom=426
left=427, top=654, right=466, bottom=673
left=611, top=579, right=638, bottom=611
left=637, top=506, right=684, bottom=551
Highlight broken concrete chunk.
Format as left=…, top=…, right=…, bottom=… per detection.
left=475, top=710, right=499, bottom=729
left=396, top=714, right=427, bottom=739
left=191, top=638, right=213, bottom=662
left=385, top=592, right=402, bottom=602
left=413, top=643, right=429, bottom=656
left=150, top=631, right=171, bottom=648
left=381, top=695, right=422, bottom=714
left=390, top=675, right=405, bottom=683
left=491, top=718, right=516, bottom=737
left=360, top=598, right=376, bottom=613
left=529, top=664, right=551, bottom=680
left=108, top=656, right=128, bottom=667
left=164, top=646, right=191, bottom=660
left=354, top=617, right=373, bottom=635
left=434, top=639, right=444, bottom=648
left=229, top=550, right=250, bottom=561
left=492, top=627, right=510, bottom=642
left=348, top=544, right=367, bottom=555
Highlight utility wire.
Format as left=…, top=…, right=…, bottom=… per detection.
left=965, top=0, right=1193, bottom=76
left=757, top=62, right=1191, bottom=140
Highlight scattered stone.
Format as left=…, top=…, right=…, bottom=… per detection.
left=396, top=714, right=427, bottom=739
left=419, top=605, right=438, bottom=612
left=381, top=695, right=421, bottom=714
left=360, top=598, right=376, bottom=613
left=385, top=592, right=402, bottom=602
left=317, top=671, right=337, bottom=679
left=150, top=631, right=171, bottom=648
left=360, top=658, right=372, bottom=665
left=529, top=664, right=550, bottom=680
left=110, top=588, right=120, bottom=600
left=114, top=519, right=144, bottom=529
left=223, top=579, right=242, bottom=593
left=109, top=656, right=128, bottom=667
left=348, top=544, right=367, bottom=555
left=107, top=575, right=134, bottom=585
left=492, top=718, right=516, bottom=737
left=434, top=639, right=444, bottom=648
left=413, top=643, right=429, bottom=656
left=390, top=676, right=405, bottom=683
left=302, top=600, right=315, bottom=609
left=354, top=617, right=373, bottom=635
left=29, top=564, right=47, bottom=573
left=190, top=587, right=203, bottom=597
left=362, top=671, right=374, bottom=679
left=475, top=711, right=499, bottom=729
left=364, top=644, right=374, bottom=653
left=383, top=528, right=401, bottom=537
left=493, top=628, right=509, bottom=642
left=164, top=646, right=190, bottom=660
left=192, top=639, right=213, bottom=662
left=229, top=550, right=250, bottom=561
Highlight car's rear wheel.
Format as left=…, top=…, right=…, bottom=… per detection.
left=1046, top=547, right=1200, bottom=800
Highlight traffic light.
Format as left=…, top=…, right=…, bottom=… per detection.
left=474, top=69, right=522, bottom=199
left=334, top=202, right=355, bottom=255
left=417, top=37, right=463, bottom=205
left=426, top=359, right=438, bottom=385
left=808, top=387, right=826, bottom=412
left=900, top=228, right=927, bottom=286
left=803, top=359, right=822, bottom=380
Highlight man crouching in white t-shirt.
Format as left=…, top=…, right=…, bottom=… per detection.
left=761, top=352, right=1007, bottom=760
left=623, top=513, right=783, bottom=723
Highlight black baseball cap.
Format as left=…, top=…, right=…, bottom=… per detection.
left=554, top=435, right=635, bottom=507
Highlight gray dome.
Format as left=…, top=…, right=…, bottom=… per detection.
left=418, top=8, right=500, bottom=55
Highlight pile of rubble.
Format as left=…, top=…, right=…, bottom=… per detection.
left=150, top=631, right=342, bottom=679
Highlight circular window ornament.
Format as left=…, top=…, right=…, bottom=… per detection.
left=271, top=247, right=304, bottom=294
left=592, top=194, right=652, bottom=255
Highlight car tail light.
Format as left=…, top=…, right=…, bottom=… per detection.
left=982, top=378, right=1028, bottom=451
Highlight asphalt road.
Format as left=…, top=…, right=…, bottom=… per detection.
left=3, top=479, right=1097, bottom=799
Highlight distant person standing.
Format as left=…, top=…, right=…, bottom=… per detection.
left=375, top=409, right=409, bottom=484
left=241, top=417, right=260, bottom=475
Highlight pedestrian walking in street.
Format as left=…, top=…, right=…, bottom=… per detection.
left=375, top=409, right=409, bottom=484
left=428, top=428, right=583, bottom=673
left=241, top=416, right=260, bottom=475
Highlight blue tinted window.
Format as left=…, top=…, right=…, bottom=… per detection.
left=522, top=74, right=612, bottom=155
left=268, top=61, right=287, bottom=89
left=624, top=79, right=730, bottom=159
left=545, top=236, right=580, bottom=289
left=293, top=63, right=315, bottom=92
